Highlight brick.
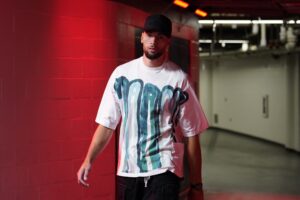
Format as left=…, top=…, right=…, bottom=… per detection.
left=28, top=161, right=74, bottom=186
left=40, top=180, right=87, bottom=200
left=16, top=187, right=39, bottom=200
left=49, top=37, right=108, bottom=58
left=49, top=38, right=81, bottom=58
left=14, top=120, right=37, bottom=144
left=39, top=78, right=73, bottom=99
left=0, top=166, right=18, bottom=190
left=71, top=79, right=92, bottom=99
left=78, top=99, right=100, bottom=119
left=50, top=17, right=106, bottom=39
left=0, top=79, right=3, bottom=101
left=60, top=99, right=82, bottom=119
left=118, top=41, right=135, bottom=60
left=94, top=40, right=118, bottom=60
left=59, top=182, right=83, bottom=200
left=36, top=99, right=81, bottom=120
left=0, top=144, right=16, bottom=167
left=0, top=40, right=14, bottom=65
left=15, top=11, right=52, bottom=37
left=0, top=1, right=13, bottom=33
left=38, top=141, right=62, bottom=163
left=70, top=119, right=94, bottom=140
left=15, top=0, right=57, bottom=15
left=0, top=189, right=16, bottom=200
left=27, top=164, right=44, bottom=187
left=0, top=118, right=16, bottom=145
left=32, top=119, right=71, bottom=142
left=61, top=140, right=90, bottom=160
left=91, top=79, right=106, bottom=99
left=39, top=183, right=62, bottom=200
left=16, top=143, right=39, bottom=166
left=37, top=58, right=83, bottom=78
left=35, top=100, right=60, bottom=120
left=83, top=173, right=115, bottom=199
left=82, top=59, right=117, bottom=79
left=44, top=161, right=75, bottom=184
left=0, top=58, right=13, bottom=78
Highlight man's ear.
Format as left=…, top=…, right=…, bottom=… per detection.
left=140, top=32, right=145, bottom=44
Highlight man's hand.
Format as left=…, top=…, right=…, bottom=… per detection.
left=76, top=125, right=113, bottom=188
left=188, top=188, right=204, bottom=200
left=77, top=162, right=92, bottom=187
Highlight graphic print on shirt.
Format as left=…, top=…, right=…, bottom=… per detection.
left=114, top=76, right=189, bottom=173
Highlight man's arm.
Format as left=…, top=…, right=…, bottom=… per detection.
left=186, top=134, right=204, bottom=200
left=77, top=124, right=113, bottom=187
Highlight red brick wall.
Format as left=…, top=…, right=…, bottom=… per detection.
left=1, top=0, right=118, bottom=199
left=0, top=1, right=199, bottom=199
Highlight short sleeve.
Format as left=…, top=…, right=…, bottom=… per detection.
left=178, top=79, right=209, bottom=137
left=95, top=69, right=121, bottom=130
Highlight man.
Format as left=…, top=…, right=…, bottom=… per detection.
left=77, top=14, right=209, bottom=200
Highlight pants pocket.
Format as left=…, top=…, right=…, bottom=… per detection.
left=116, top=176, right=135, bottom=200
left=151, top=171, right=180, bottom=200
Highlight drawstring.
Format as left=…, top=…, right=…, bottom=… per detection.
left=144, top=176, right=150, bottom=187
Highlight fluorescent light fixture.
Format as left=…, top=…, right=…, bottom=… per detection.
left=199, top=39, right=248, bottom=44
left=195, top=9, right=208, bottom=17
left=198, top=19, right=298, bottom=25
left=252, top=20, right=283, bottom=24
left=219, top=40, right=249, bottom=44
left=173, top=0, right=189, bottom=8
left=199, top=39, right=212, bottom=43
left=287, top=20, right=296, bottom=24
left=215, top=20, right=252, bottom=24
left=198, top=20, right=214, bottom=24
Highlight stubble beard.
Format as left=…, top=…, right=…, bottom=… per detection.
left=144, top=50, right=163, bottom=60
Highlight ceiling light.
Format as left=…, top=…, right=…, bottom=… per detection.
left=252, top=20, right=283, bottom=24
left=195, top=9, right=208, bottom=17
left=198, top=20, right=214, bottom=24
left=199, top=39, right=213, bottom=43
left=287, top=20, right=296, bottom=24
left=215, top=20, right=252, bottom=24
left=198, top=19, right=294, bottom=25
left=173, top=0, right=189, bottom=8
left=199, top=39, right=249, bottom=44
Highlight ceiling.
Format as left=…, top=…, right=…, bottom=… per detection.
left=112, top=0, right=300, bottom=53
left=112, top=0, right=300, bottom=19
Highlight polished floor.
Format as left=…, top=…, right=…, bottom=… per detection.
left=200, top=128, right=300, bottom=200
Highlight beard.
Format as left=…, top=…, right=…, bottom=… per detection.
left=144, top=49, right=163, bottom=60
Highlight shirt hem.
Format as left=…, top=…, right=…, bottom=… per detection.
left=117, top=168, right=168, bottom=178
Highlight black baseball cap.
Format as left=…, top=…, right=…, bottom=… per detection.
left=143, top=14, right=172, bottom=38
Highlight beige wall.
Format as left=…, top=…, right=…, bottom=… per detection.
left=199, top=52, right=300, bottom=151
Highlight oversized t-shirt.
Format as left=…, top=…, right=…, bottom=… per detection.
left=96, top=57, right=209, bottom=178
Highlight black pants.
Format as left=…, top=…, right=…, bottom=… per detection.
left=117, top=171, right=180, bottom=200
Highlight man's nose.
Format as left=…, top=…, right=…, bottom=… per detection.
left=149, top=36, right=158, bottom=44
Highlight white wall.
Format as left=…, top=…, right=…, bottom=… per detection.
left=199, top=52, right=300, bottom=151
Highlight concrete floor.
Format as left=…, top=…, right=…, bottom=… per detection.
left=201, top=128, right=300, bottom=199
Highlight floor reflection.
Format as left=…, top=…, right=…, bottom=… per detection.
left=201, top=128, right=300, bottom=198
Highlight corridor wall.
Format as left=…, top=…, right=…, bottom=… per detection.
left=199, top=52, right=300, bottom=151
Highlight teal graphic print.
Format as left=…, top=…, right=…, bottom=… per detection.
left=114, top=76, right=188, bottom=172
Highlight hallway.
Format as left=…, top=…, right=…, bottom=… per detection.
left=201, top=129, right=300, bottom=199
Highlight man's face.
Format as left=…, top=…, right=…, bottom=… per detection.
left=141, top=31, right=170, bottom=60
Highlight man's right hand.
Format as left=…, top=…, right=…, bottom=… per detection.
left=77, top=162, right=92, bottom=187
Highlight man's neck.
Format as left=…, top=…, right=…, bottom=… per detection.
left=142, top=54, right=166, bottom=67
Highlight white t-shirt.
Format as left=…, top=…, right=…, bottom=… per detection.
left=96, top=57, right=209, bottom=178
